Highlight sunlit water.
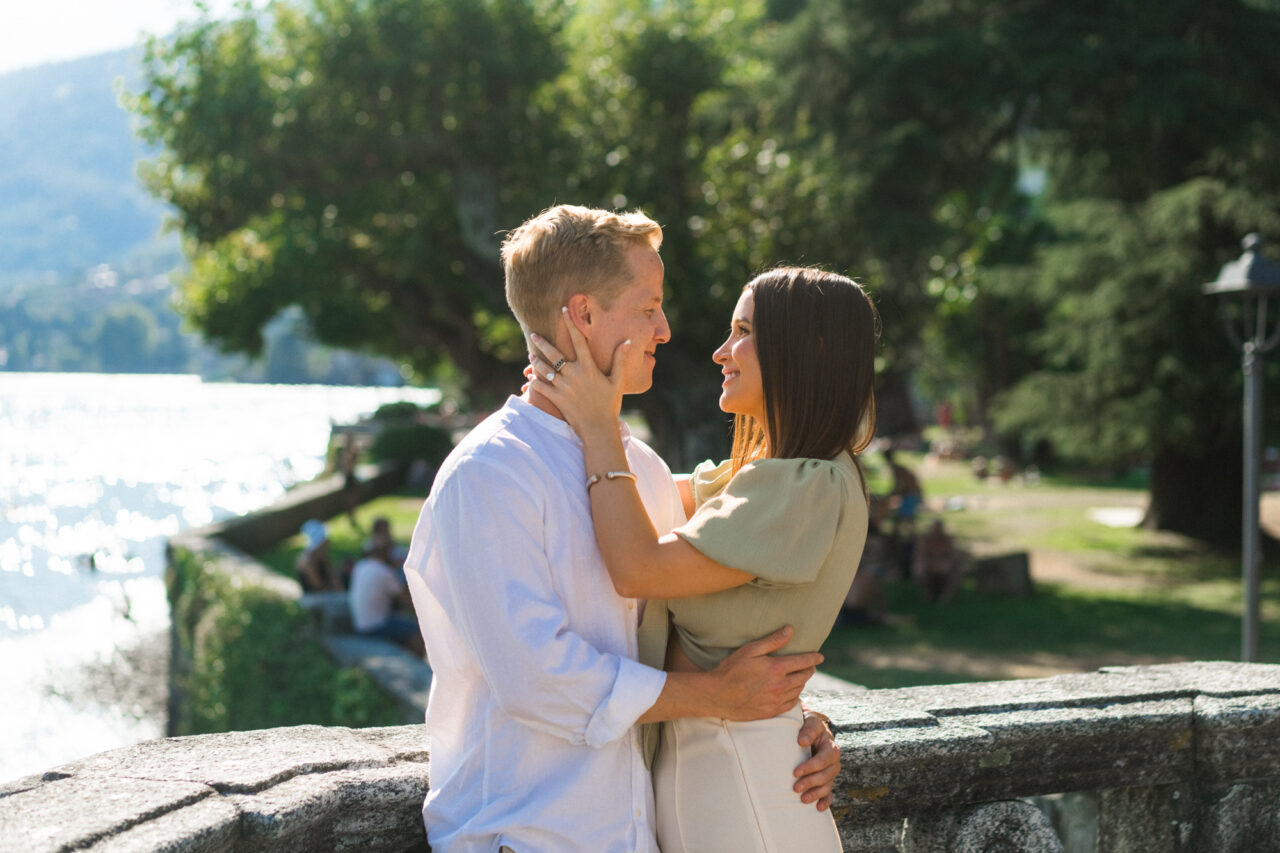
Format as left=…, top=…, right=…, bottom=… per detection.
left=0, top=372, right=439, bottom=783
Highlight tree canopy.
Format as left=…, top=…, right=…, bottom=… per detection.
left=131, top=0, right=1280, bottom=543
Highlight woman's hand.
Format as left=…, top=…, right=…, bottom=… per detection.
left=795, top=709, right=841, bottom=811
left=529, top=309, right=630, bottom=440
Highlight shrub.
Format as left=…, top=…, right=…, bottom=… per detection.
left=167, top=549, right=402, bottom=734
left=370, top=423, right=454, bottom=467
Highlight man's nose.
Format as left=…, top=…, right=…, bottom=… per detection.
left=654, top=310, right=671, bottom=344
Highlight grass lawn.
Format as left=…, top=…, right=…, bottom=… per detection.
left=823, top=451, right=1280, bottom=688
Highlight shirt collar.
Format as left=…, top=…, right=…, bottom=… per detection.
left=506, top=395, right=632, bottom=446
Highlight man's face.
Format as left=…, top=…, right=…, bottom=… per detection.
left=582, top=244, right=670, bottom=395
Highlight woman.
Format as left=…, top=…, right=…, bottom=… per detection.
left=530, top=266, right=877, bottom=853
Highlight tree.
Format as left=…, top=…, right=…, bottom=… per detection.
left=94, top=302, right=159, bottom=372
left=728, top=0, right=1280, bottom=543
left=981, top=0, right=1280, bottom=544
left=128, top=0, right=568, bottom=400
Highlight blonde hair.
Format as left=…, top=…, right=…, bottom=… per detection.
left=502, top=204, right=663, bottom=342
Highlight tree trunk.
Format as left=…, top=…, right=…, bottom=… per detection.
left=1144, top=442, right=1250, bottom=549
left=876, top=369, right=920, bottom=440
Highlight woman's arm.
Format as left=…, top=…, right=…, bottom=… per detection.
left=529, top=318, right=752, bottom=599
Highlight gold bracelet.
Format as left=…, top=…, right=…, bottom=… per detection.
left=586, top=470, right=638, bottom=490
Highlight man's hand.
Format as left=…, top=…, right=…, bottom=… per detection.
left=708, top=626, right=822, bottom=721
left=794, top=709, right=841, bottom=811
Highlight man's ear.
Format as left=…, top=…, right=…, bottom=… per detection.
left=566, top=293, right=593, bottom=336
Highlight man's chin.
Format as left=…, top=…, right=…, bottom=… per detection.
left=622, top=374, right=655, bottom=396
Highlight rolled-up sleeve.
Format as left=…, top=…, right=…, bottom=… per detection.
left=419, top=457, right=665, bottom=747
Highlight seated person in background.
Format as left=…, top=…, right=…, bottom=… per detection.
left=362, top=516, right=409, bottom=568
left=914, top=518, right=965, bottom=604
left=296, top=519, right=344, bottom=592
left=350, top=540, right=425, bottom=657
left=839, top=517, right=889, bottom=627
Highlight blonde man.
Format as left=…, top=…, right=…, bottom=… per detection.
left=404, top=205, right=836, bottom=853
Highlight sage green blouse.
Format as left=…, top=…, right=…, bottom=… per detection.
left=638, top=453, right=869, bottom=673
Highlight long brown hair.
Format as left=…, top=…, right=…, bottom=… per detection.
left=729, top=267, right=879, bottom=491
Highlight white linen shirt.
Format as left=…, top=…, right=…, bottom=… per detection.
left=404, top=395, right=685, bottom=853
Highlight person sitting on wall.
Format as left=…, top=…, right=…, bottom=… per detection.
left=350, top=540, right=425, bottom=657
left=914, top=518, right=966, bottom=604
left=362, top=516, right=409, bottom=569
left=296, top=519, right=344, bottom=592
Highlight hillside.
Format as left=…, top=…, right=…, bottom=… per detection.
left=0, top=49, right=172, bottom=285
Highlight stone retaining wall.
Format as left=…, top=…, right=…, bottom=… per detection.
left=186, top=463, right=406, bottom=556
left=165, top=461, right=432, bottom=734
left=5, top=662, right=1280, bottom=852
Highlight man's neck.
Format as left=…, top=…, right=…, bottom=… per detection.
left=523, top=388, right=566, bottom=421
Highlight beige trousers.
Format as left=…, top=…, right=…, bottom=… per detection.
left=654, top=704, right=843, bottom=853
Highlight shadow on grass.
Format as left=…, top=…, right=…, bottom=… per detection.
left=819, top=580, right=1279, bottom=689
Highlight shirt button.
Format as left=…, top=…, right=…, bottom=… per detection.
left=635, top=808, right=643, bottom=817
left=627, top=601, right=635, bottom=610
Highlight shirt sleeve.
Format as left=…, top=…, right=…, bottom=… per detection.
left=406, top=456, right=665, bottom=748
left=673, top=457, right=846, bottom=587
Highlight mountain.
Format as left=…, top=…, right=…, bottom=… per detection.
left=0, top=49, right=174, bottom=286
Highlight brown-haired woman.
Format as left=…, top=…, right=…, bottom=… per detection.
left=530, top=266, right=878, bottom=852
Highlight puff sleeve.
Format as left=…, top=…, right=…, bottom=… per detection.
left=689, top=458, right=734, bottom=508
left=672, top=457, right=847, bottom=586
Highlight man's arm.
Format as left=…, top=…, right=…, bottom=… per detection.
left=635, top=625, right=821, bottom=723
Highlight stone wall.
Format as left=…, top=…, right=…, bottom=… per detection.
left=5, top=662, right=1280, bottom=852
left=164, top=461, right=429, bottom=735
left=186, top=463, right=406, bottom=557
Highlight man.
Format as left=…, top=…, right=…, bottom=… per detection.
left=349, top=540, right=424, bottom=658
left=404, top=205, right=839, bottom=853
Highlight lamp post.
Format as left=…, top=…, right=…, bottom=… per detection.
left=1204, top=234, right=1280, bottom=662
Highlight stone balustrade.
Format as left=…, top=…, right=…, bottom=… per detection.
left=4, top=661, right=1279, bottom=852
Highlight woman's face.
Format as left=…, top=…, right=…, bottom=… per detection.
left=713, top=288, right=765, bottom=421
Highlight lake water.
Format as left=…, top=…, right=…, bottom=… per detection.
left=0, top=372, right=439, bottom=783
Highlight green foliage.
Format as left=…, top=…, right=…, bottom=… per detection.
left=372, top=401, right=433, bottom=421
left=127, top=0, right=569, bottom=397
left=371, top=422, right=454, bottom=467
left=167, top=548, right=401, bottom=734
left=127, top=0, right=1280, bottom=531
left=993, top=180, right=1280, bottom=467
left=366, top=399, right=455, bottom=466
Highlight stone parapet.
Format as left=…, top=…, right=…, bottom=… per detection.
left=5, top=662, right=1279, bottom=851
left=0, top=726, right=428, bottom=852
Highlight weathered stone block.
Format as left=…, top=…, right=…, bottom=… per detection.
left=0, top=776, right=215, bottom=851
left=81, top=796, right=241, bottom=852
left=61, top=725, right=393, bottom=794
left=1193, top=780, right=1280, bottom=853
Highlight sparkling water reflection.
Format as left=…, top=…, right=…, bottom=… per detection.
left=0, top=372, right=440, bottom=782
